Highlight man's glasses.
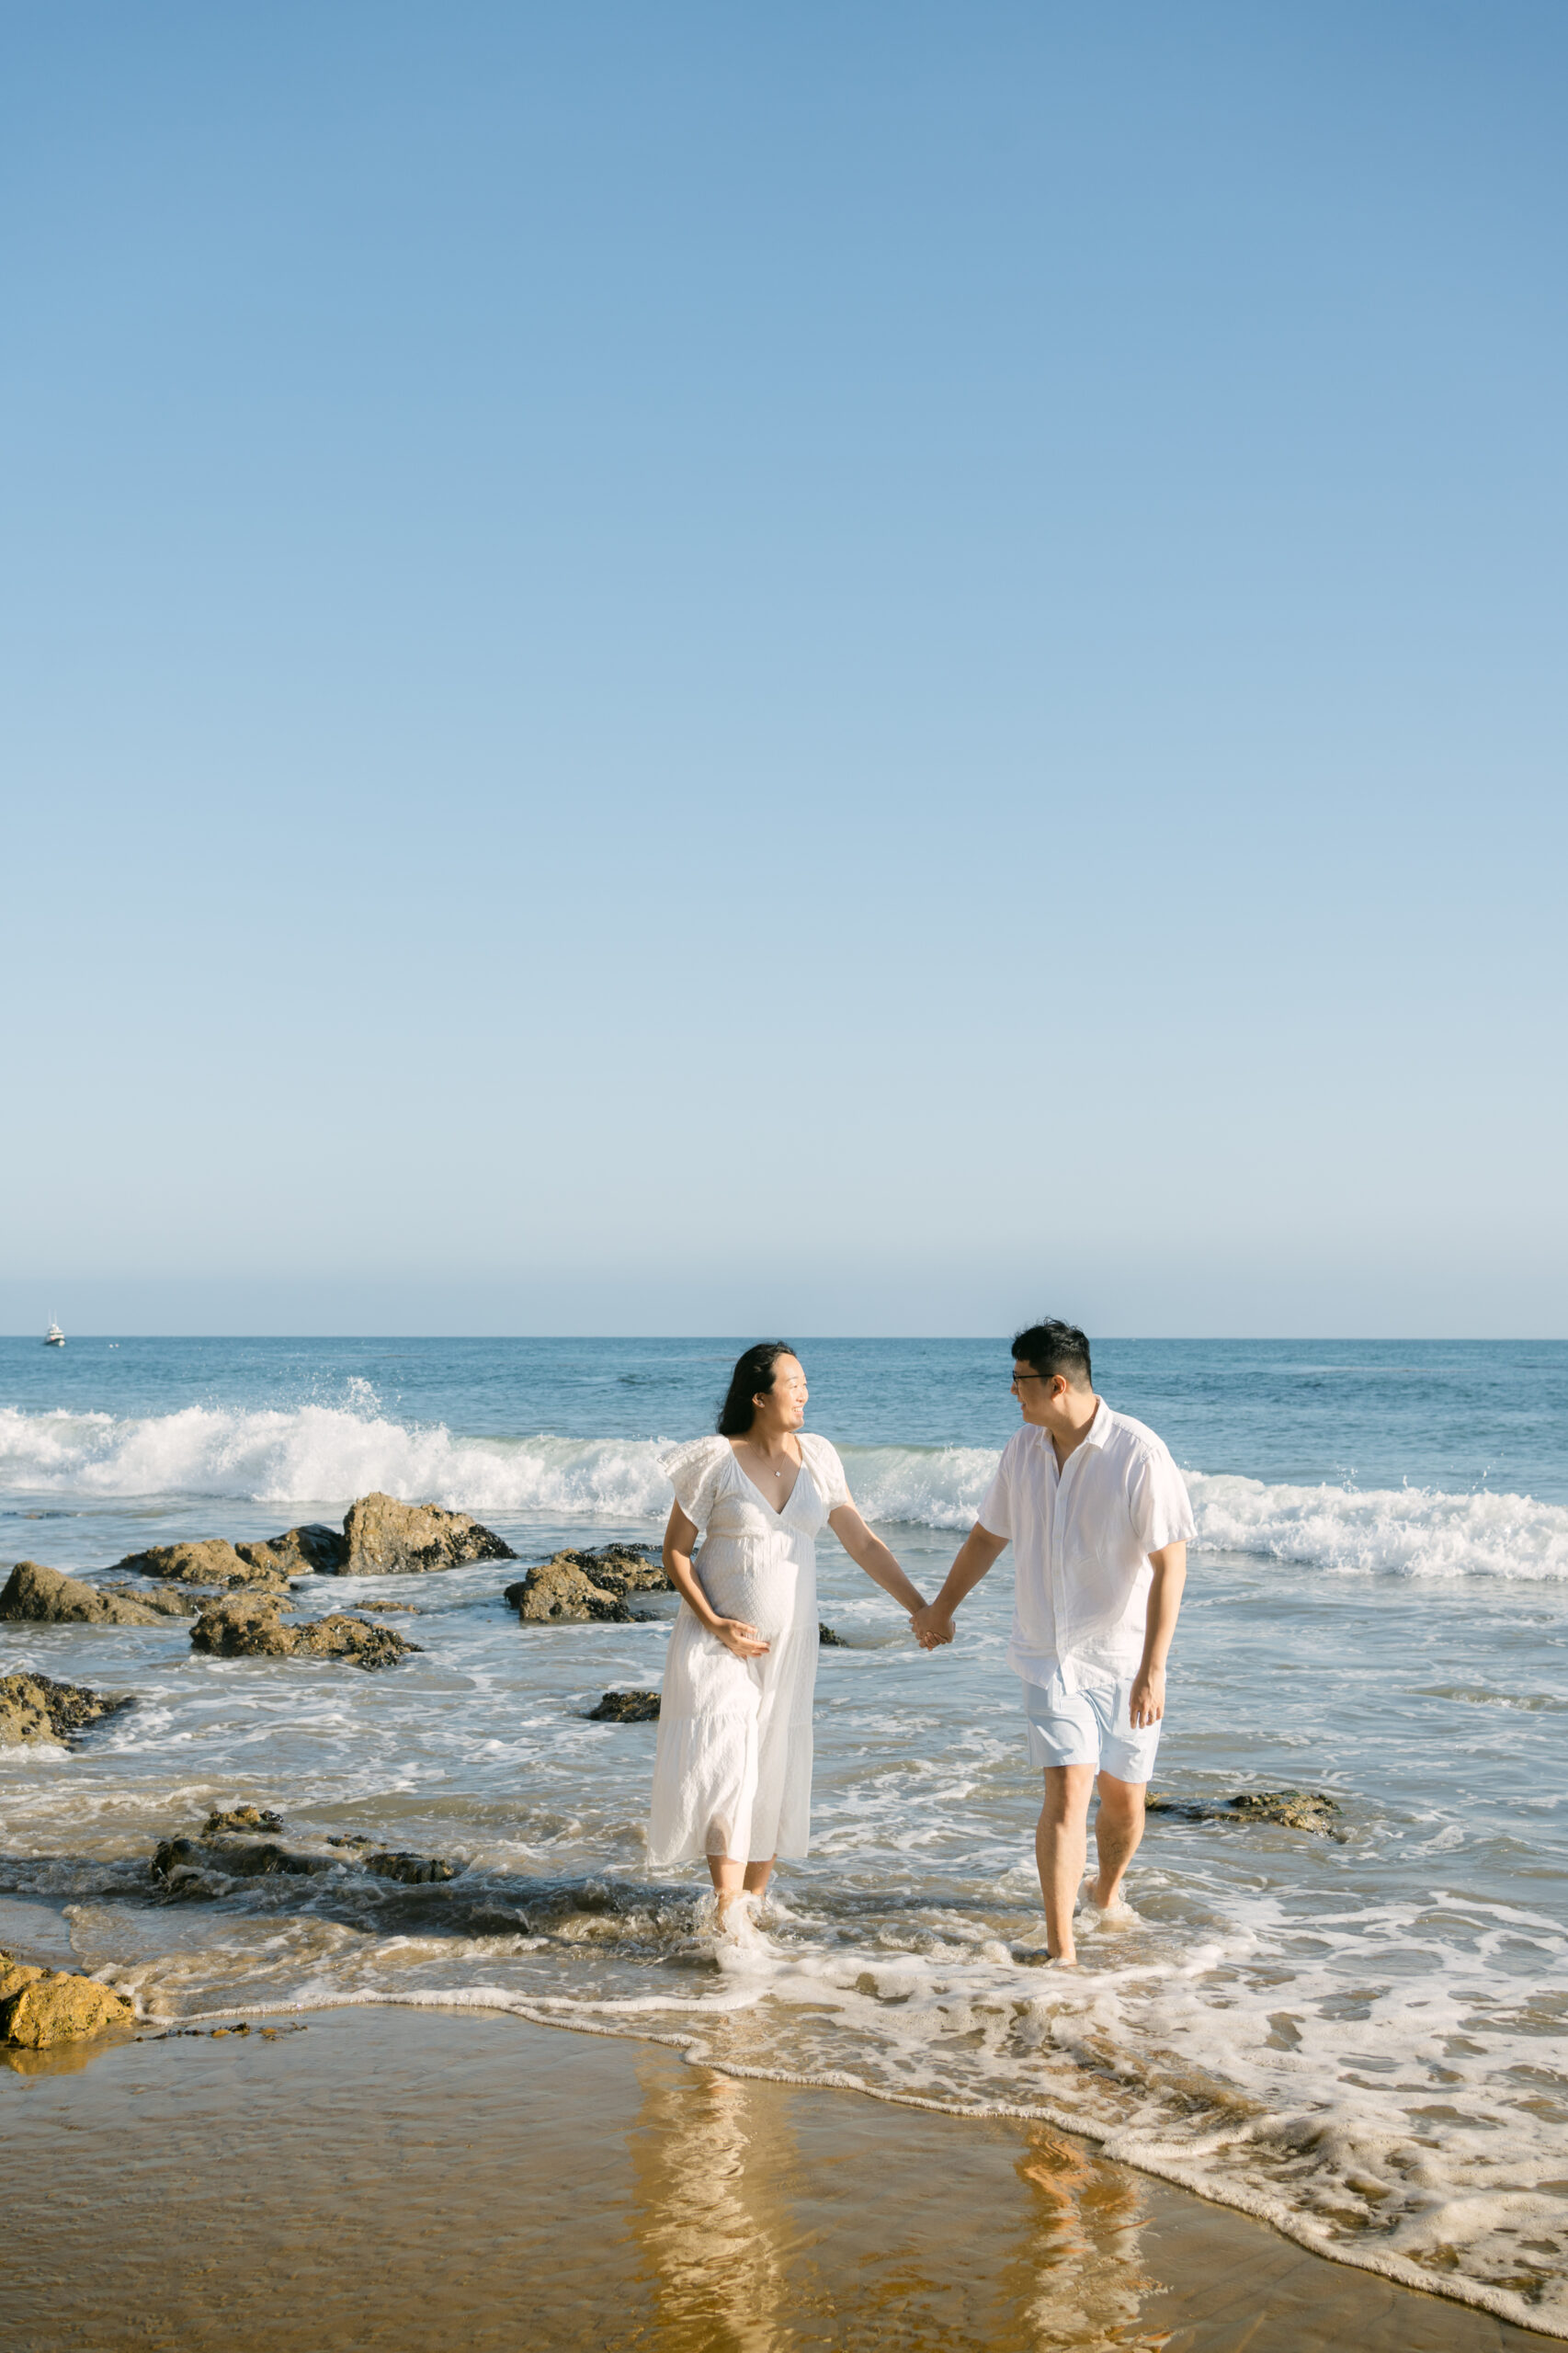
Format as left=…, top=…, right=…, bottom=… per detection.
left=1011, top=1371, right=1051, bottom=1388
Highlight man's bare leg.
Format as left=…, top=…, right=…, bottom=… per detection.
left=708, top=1854, right=775, bottom=1923
left=1089, top=1773, right=1146, bottom=1912
left=1036, top=1765, right=1096, bottom=1962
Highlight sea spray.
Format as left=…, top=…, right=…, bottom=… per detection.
left=5, top=1402, right=1568, bottom=1580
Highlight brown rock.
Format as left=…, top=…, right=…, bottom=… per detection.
left=0, top=1958, right=46, bottom=2003
left=341, top=1493, right=515, bottom=1576
left=0, top=1970, right=132, bottom=2048
left=0, top=1561, right=166, bottom=1627
left=203, top=1806, right=284, bottom=1836
left=0, top=1672, right=131, bottom=1745
left=188, top=1597, right=418, bottom=1672
left=236, top=1523, right=349, bottom=1577
left=109, top=1540, right=290, bottom=1593
left=510, top=1545, right=672, bottom=1624
left=297, top=1615, right=419, bottom=1670
left=102, top=1583, right=199, bottom=1618
left=585, top=1688, right=661, bottom=1722
left=188, top=1597, right=297, bottom=1659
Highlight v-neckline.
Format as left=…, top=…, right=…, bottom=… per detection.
left=730, top=1442, right=806, bottom=1519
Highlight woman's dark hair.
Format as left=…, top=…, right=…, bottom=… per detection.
left=717, top=1342, right=799, bottom=1437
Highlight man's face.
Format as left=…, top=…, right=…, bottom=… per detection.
left=1011, top=1361, right=1066, bottom=1427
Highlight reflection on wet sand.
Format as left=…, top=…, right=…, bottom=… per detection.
left=628, top=2033, right=1168, bottom=2353
left=0, top=2006, right=1552, bottom=2352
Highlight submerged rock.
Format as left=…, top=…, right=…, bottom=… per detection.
left=510, top=1545, right=671, bottom=1624
left=0, top=1561, right=166, bottom=1627
left=153, top=1835, right=339, bottom=1883
left=0, top=1672, right=131, bottom=1745
left=188, top=1597, right=419, bottom=1672
left=585, top=1688, right=661, bottom=1722
left=0, top=1960, right=133, bottom=2049
left=362, top=1850, right=460, bottom=1884
left=151, top=1824, right=458, bottom=1893
left=236, top=1522, right=349, bottom=1577
left=341, top=1493, right=515, bottom=1576
left=109, top=1540, right=290, bottom=1594
left=1146, top=1788, right=1345, bottom=1837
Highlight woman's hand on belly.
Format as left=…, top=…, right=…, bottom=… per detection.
left=709, top=1616, right=770, bottom=1660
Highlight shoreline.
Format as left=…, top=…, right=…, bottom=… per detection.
left=3, top=2000, right=1559, bottom=2351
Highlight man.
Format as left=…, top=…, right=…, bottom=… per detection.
left=912, top=1320, right=1194, bottom=1965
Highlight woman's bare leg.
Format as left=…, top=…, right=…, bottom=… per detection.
left=708, top=1855, right=775, bottom=1918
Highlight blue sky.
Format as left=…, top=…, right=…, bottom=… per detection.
left=4, top=4, right=1565, bottom=1335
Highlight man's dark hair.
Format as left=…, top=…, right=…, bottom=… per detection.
left=1011, top=1320, right=1093, bottom=1391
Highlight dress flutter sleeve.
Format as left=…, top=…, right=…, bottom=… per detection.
left=799, top=1433, right=854, bottom=1511
left=662, top=1435, right=731, bottom=1530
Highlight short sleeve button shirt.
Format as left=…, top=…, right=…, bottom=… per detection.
left=977, top=1402, right=1196, bottom=1690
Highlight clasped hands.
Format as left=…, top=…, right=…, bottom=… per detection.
left=908, top=1603, right=954, bottom=1651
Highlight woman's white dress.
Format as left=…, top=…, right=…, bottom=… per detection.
left=648, top=1431, right=853, bottom=1867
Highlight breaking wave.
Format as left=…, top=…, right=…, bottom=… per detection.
left=1, top=1404, right=1564, bottom=1578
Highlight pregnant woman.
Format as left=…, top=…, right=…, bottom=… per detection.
left=649, top=1341, right=928, bottom=1923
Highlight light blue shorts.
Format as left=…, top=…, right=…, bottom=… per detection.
left=1021, top=1672, right=1162, bottom=1783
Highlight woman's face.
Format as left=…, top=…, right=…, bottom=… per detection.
left=756, top=1354, right=808, bottom=1429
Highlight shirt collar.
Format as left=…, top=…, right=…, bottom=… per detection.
left=1080, top=1398, right=1110, bottom=1449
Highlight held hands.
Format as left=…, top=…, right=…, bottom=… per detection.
left=909, top=1603, right=955, bottom=1651
left=710, top=1616, right=769, bottom=1660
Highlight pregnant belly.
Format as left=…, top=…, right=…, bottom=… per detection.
left=698, top=1542, right=812, bottom=1641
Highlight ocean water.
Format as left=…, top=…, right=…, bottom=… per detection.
left=2, top=1336, right=1565, bottom=2340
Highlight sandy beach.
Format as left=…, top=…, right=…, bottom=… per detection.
left=1, top=2003, right=1557, bottom=2352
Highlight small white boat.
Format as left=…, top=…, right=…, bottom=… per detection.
left=44, top=1319, right=64, bottom=1347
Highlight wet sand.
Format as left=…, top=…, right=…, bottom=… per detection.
left=0, top=2006, right=1556, bottom=2352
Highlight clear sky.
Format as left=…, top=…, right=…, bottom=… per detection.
left=4, top=3, right=1565, bottom=1336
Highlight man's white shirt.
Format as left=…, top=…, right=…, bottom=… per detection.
left=977, top=1402, right=1196, bottom=1691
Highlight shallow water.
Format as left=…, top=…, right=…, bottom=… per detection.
left=2, top=1337, right=1564, bottom=2335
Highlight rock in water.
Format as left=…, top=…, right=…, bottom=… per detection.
left=818, top=1623, right=848, bottom=1647
left=1145, top=1788, right=1344, bottom=1836
left=510, top=1546, right=672, bottom=1623
left=108, top=1540, right=290, bottom=1593
left=0, top=1561, right=167, bottom=1626
left=153, top=1836, right=339, bottom=1882
left=189, top=1597, right=298, bottom=1659
left=0, top=1673, right=130, bottom=1745
left=298, top=1615, right=419, bottom=1669
left=236, top=1523, right=349, bottom=1576
left=1228, top=1790, right=1343, bottom=1835
left=585, top=1689, right=661, bottom=1722
left=362, top=1850, right=460, bottom=1884
left=203, top=1806, right=285, bottom=1836
left=0, top=1963, right=133, bottom=2049
left=102, top=1583, right=199, bottom=1618
left=340, top=1493, right=516, bottom=1575
left=188, top=1597, right=419, bottom=1672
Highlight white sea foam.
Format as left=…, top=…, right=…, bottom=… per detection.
left=1186, top=1469, right=1568, bottom=1582
left=3, top=1403, right=1567, bottom=1578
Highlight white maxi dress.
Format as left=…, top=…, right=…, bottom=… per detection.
left=648, top=1431, right=852, bottom=1867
